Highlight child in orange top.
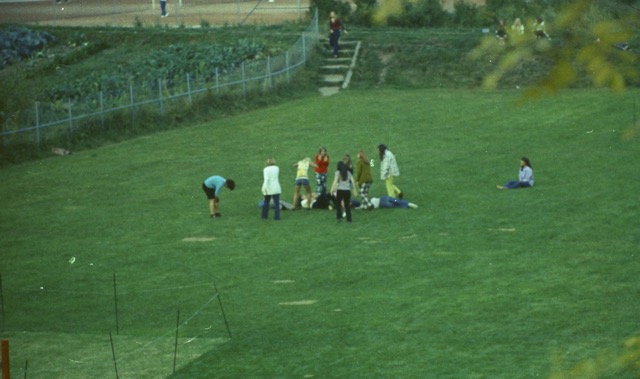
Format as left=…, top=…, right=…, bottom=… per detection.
left=314, top=147, right=330, bottom=195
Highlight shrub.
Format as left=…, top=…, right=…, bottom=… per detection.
left=0, top=27, right=55, bottom=69
left=452, top=0, right=483, bottom=28
left=387, top=0, right=450, bottom=27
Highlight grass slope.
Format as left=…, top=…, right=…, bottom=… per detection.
left=1, top=88, right=639, bottom=378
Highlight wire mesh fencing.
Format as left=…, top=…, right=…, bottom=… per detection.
left=0, top=11, right=320, bottom=149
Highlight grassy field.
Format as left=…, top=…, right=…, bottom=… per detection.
left=1, top=87, right=639, bottom=378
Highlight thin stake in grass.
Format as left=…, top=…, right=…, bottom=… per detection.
left=113, top=273, right=119, bottom=335
left=214, top=282, right=232, bottom=339
left=0, top=273, right=4, bottom=329
left=109, top=332, right=119, bottom=379
left=173, top=309, right=180, bottom=374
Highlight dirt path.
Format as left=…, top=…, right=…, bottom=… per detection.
left=0, top=0, right=310, bottom=27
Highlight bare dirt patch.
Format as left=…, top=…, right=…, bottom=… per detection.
left=182, top=237, right=216, bottom=242
left=279, top=300, right=317, bottom=305
left=1, top=0, right=310, bottom=27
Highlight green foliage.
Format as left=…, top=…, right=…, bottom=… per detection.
left=0, top=24, right=301, bottom=110
left=0, top=26, right=55, bottom=69
left=549, top=336, right=640, bottom=378
left=387, top=0, right=449, bottom=27
left=348, top=1, right=376, bottom=27
left=350, top=28, right=556, bottom=90
left=470, top=0, right=639, bottom=95
left=312, top=0, right=353, bottom=26
left=451, top=0, right=484, bottom=27
left=41, top=39, right=271, bottom=102
left=133, top=16, right=144, bottom=29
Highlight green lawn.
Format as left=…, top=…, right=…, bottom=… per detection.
left=1, top=88, right=639, bottom=378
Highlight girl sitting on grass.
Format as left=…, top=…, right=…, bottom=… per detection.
left=497, top=157, right=534, bottom=189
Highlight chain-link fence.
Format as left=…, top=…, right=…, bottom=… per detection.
left=0, top=10, right=320, bottom=149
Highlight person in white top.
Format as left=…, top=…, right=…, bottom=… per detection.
left=511, top=18, right=524, bottom=35
left=378, top=144, right=403, bottom=198
left=262, top=157, right=282, bottom=220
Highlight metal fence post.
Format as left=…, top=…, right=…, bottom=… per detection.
left=285, top=51, right=290, bottom=82
left=35, top=102, right=41, bottom=146
left=129, top=83, right=135, bottom=122
left=215, top=67, right=220, bottom=95
left=314, top=8, right=319, bottom=33
left=186, top=73, right=192, bottom=104
left=302, top=33, right=307, bottom=63
left=242, top=62, right=246, bottom=96
left=100, top=92, right=105, bottom=128
left=1, top=114, right=5, bottom=147
left=266, top=56, right=272, bottom=91
left=68, top=99, right=73, bottom=135
left=158, top=79, right=164, bottom=114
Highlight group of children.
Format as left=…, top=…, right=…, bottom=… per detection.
left=495, top=16, right=550, bottom=44
left=202, top=152, right=534, bottom=219
left=284, top=144, right=414, bottom=222
left=200, top=144, right=415, bottom=221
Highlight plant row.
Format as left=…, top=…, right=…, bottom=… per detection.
left=44, top=39, right=272, bottom=102
left=0, top=27, right=55, bottom=69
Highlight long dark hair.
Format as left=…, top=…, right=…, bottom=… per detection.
left=521, top=157, right=532, bottom=169
left=338, top=161, right=349, bottom=181
left=378, top=144, right=387, bottom=160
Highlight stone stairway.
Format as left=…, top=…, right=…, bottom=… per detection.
left=318, top=40, right=361, bottom=96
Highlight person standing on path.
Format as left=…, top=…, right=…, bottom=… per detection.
left=378, top=144, right=402, bottom=198
left=329, top=11, right=348, bottom=58
left=262, top=157, right=282, bottom=220
left=202, top=175, right=235, bottom=218
left=160, top=0, right=168, bottom=17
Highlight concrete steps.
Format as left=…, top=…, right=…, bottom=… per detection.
left=318, top=40, right=361, bottom=96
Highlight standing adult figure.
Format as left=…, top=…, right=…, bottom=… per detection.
left=293, top=157, right=318, bottom=210
left=497, top=157, right=535, bottom=189
left=314, top=147, right=330, bottom=195
left=330, top=161, right=358, bottom=223
left=329, top=11, right=348, bottom=58
left=160, top=0, right=168, bottom=17
left=356, top=150, right=374, bottom=209
left=378, top=144, right=402, bottom=198
left=262, top=157, right=282, bottom=220
left=202, top=175, right=235, bottom=218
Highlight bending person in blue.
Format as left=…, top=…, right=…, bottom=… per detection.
left=202, top=175, right=235, bottom=218
left=497, top=157, right=534, bottom=189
